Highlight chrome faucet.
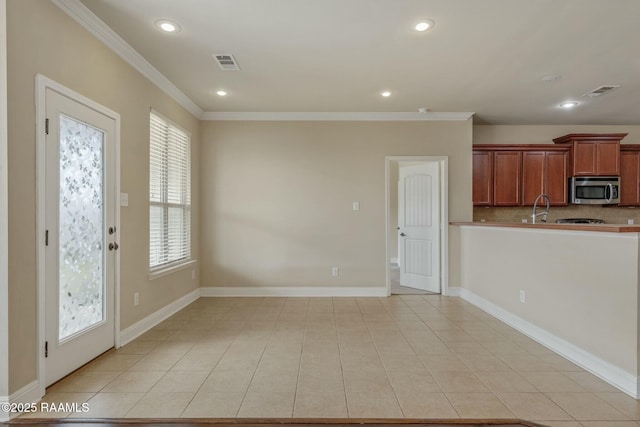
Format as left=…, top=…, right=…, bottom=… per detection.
left=531, top=194, right=551, bottom=224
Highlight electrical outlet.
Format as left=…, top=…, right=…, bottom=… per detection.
left=519, top=290, right=526, bottom=303
left=332, top=267, right=339, bottom=277
left=628, top=219, right=635, bottom=225
left=134, top=292, right=139, bottom=306
left=352, top=202, right=360, bottom=211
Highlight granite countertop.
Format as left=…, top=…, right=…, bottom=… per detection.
left=450, top=221, right=640, bottom=233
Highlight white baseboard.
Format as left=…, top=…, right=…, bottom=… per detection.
left=119, top=288, right=200, bottom=346
left=200, top=286, right=387, bottom=297
left=0, top=380, right=41, bottom=420
left=460, top=288, right=639, bottom=398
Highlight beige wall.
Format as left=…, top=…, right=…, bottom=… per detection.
left=6, top=0, right=200, bottom=393
left=200, top=120, right=472, bottom=288
left=474, top=124, right=640, bottom=145
left=459, top=225, right=640, bottom=377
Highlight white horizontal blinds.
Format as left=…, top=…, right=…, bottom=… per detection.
left=149, top=112, right=191, bottom=270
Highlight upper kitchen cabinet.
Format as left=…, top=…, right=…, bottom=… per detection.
left=553, top=133, right=628, bottom=176
left=473, top=149, right=522, bottom=207
left=472, top=151, right=493, bottom=206
left=493, top=151, right=522, bottom=206
left=619, top=146, right=640, bottom=206
left=522, top=149, right=569, bottom=206
left=474, top=145, right=568, bottom=207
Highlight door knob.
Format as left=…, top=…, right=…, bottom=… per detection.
left=400, top=233, right=406, bottom=237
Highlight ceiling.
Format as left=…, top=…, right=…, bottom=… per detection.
left=78, top=0, right=640, bottom=125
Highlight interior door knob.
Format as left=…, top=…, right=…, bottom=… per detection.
left=400, top=232, right=406, bottom=237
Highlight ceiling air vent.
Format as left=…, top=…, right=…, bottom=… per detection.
left=213, top=54, right=240, bottom=71
left=583, top=85, right=620, bottom=97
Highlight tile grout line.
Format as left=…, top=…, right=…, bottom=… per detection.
left=174, top=321, right=238, bottom=418
left=289, top=296, right=307, bottom=418
left=406, top=297, right=462, bottom=418
left=233, top=296, right=279, bottom=417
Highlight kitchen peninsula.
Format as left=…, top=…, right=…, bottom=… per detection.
left=451, top=221, right=640, bottom=398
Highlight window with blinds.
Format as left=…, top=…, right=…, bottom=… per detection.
left=149, top=112, right=191, bottom=271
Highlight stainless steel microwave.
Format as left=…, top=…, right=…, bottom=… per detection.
left=570, top=176, right=620, bottom=204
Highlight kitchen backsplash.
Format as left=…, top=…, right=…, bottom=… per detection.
left=474, top=205, right=640, bottom=225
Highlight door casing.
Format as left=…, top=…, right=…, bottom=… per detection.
left=35, top=75, right=121, bottom=397
left=385, top=156, right=449, bottom=296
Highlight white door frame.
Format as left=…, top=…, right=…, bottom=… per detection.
left=35, top=75, right=121, bottom=397
left=385, top=156, right=449, bottom=296
left=0, top=0, right=9, bottom=405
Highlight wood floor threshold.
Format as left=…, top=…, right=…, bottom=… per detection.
left=3, top=418, right=547, bottom=427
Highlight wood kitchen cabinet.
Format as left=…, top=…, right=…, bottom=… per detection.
left=473, top=149, right=522, bottom=207
left=522, top=150, right=569, bottom=206
left=493, top=151, right=521, bottom=206
left=620, top=146, right=640, bottom=206
left=553, top=133, right=627, bottom=176
left=474, top=145, right=568, bottom=207
left=472, top=151, right=493, bottom=206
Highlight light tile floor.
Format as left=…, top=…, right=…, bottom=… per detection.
left=22, top=296, right=640, bottom=425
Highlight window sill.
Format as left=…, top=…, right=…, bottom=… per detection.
left=149, top=259, right=197, bottom=281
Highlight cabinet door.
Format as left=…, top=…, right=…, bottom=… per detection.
left=545, top=151, right=569, bottom=206
left=596, top=141, right=620, bottom=175
left=620, top=151, right=640, bottom=206
left=572, top=142, right=597, bottom=176
left=472, top=151, right=493, bottom=206
left=521, top=152, right=545, bottom=206
left=493, top=151, right=521, bottom=206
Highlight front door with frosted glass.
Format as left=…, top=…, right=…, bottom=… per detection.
left=44, top=88, right=116, bottom=386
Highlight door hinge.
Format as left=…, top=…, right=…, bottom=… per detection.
left=45, top=230, right=49, bottom=246
left=45, top=118, right=49, bottom=135
left=45, top=341, right=48, bottom=358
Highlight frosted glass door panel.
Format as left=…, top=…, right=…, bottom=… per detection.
left=58, top=115, right=105, bottom=341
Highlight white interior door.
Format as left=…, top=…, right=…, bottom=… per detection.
left=398, top=162, right=441, bottom=293
left=44, top=88, right=117, bottom=386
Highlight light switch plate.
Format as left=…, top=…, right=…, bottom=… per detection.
left=120, top=193, right=129, bottom=207
left=352, top=201, right=360, bottom=211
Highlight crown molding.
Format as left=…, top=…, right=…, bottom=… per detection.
left=201, top=111, right=474, bottom=121
left=51, top=0, right=204, bottom=119
left=49, top=0, right=475, bottom=123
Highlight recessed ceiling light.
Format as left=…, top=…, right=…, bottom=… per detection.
left=381, top=91, right=392, bottom=97
left=216, top=90, right=228, bottom=97
left=559, top=101, right=579, bottom=109
left=155, top=19, right=180, bottom=33
left=415, top=20, right=435, bottom=32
